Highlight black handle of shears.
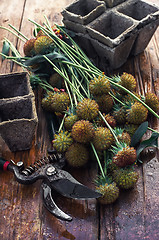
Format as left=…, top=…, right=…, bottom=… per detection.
left=0, top=157, right=10, bottom=171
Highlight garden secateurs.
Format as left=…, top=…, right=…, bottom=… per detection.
left=0, top=151, right=101, bottom=221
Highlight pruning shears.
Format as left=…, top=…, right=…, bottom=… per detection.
left=0, top=151, right=101, bottom=221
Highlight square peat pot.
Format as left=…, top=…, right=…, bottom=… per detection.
left=0, top=72, right=38, bottom=152
left=116, top=0, right=159, bottom=55
left=86, top=11, right=137, bottom=48
left=61, top=0, right=106, bottom=25
left=89, top=34, right=136, bottom=69
left=0, top=72, right=33, bottom=100
left=131, top=19, right=159, bottom=55
left=74, top=32, right=136, bottom=69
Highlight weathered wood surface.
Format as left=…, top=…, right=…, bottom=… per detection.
left=0, top=0, right=159, bottom=239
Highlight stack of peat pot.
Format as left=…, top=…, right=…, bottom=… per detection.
left=0, top=72, right=38, bottom=152
left=62, top=0, right=159, bottom=70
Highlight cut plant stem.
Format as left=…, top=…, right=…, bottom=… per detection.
left=98, top=111, right=120, bottom=145
left=8, top=24, right=29, bottom=41
left=109, top=91, right=125, bottom=106
left=148, top=127, right=159, bottom=134
left=58, top=113, right=67, bottom=133
left=90, top=142, right=105, bottom=179
left=103, top=150, right=107, bottom=176
left=0, top=26, right=26, bottom=42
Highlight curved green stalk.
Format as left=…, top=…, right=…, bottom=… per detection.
left=90, top=142, right=105, bottom=179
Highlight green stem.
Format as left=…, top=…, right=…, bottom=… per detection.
left=60, top=65, right=74, bottom=109
left=98, top=111, right=120, bottom=145
left=109, top=91, right=125, bottom=106
left=8, top=24, right=28, bottom=41
left=0, top=26, right=26, bottom=42
left=90, top=142, right=105, bottom=179
left=58, top=113, right=67, bottom=133
left=104, top=150, right=107, bottom=176
left=69, top=66, right=90, bottom=98
left=148, top=127, right=159, bottom=134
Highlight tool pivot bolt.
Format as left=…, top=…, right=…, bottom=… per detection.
left=46, top=166, right=56, bottom=176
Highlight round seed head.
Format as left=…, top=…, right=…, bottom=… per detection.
left=89, top=75, right=111, bottom=96
left=65, top=143, right=89, bottom=167
left=119, top=72, right=136, bottom=94
left=95, top=94, right=114, bottom=113
left=23, top=38, right=36, bottom=56
left=52, top=130, right=73, bottom=153
left=64, top=114, right=78, bottom=131
left=76, top=98, right=99, bottom=121
left=93, top=127, right=114, bottom=151
left=34, top=36, right=54, bottom=54
left=113, top=145, right=137, bottom=167
left=71, top=120, right=95, bottom=143
left=96, top=182, right=119, bottom=204
left=126, top=102, right=148, bottom=124
left=113, top=169, right=139, bottom=189
left=145, top=92, right=159, bottom=113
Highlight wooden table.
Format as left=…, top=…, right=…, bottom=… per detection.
left=0, top=0, right=159, bottom=239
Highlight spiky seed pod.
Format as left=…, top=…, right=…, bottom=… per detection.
left=96, top=182, right=119, bottom=204
left=34, top=36, right=54, bottom=54
left=93, top=127, right=114, bottom=151
left=113, top=169, right=139, bottom=189
left=126, top=102, right=148, bottom=124
left=76, top=98, right=99, bottom=121
left=113, top=144, right=137, bottom=167
left=89, top=75, right=111, bottom=96
left=42, top=91, right=70, bottom=113
left=118, top=132, right=131, bottom=146
left=97, top=113, right=116, bottom=128
left=95, top=94, right=114, bottom=113
left=112, top=106, right=126, bottom=125
left=114, top=128, right=131, bottom=146
left=41, top=91, right=54, bottom=112
left=119, top=72, right=136, bottom=94
left=65, top=143, right=89, bottom=167
left=71, top=120, right=95, bottom=143
left=64, top=114, right=78, bottom=131
left=145, top=92, right=159, bottom=113
left=23, top=38, right=36, bottom=56
left=52, top=131, right=73, bottom=153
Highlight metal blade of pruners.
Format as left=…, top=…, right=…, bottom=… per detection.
left=0, top=157, right=101, bottom=221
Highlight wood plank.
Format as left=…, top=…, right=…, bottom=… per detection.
left=0, top=0, right=25, bottom=74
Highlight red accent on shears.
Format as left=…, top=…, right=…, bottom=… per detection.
left=3, top=161, right=10, bottom=171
